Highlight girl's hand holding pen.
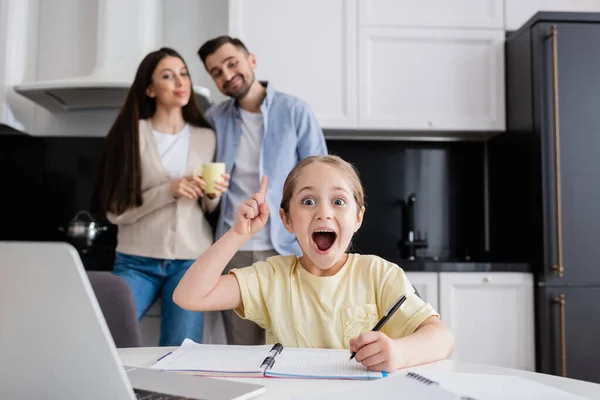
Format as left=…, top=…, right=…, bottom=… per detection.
left=349, top=331, right=404, bottom=372
left=233, top=176, right=270, bottom=236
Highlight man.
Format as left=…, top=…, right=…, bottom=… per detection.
left=198, top=36, right=327, bottom=345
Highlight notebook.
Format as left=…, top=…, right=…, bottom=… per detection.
left=421, top=372, right=589, bottom=400
left=292, top=372, right=463, bottom=399
left=150, top=339, right=387, bottom=380
left=293, top=371, right=590, bottom=400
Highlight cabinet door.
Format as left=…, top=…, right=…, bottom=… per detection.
left=228, top=0, right=357, bottom=128
left=439, top=272, right=535, bottom=371
left=404, top=271, right=438, bottom=311
left=535, top=23, right=600, bottom=284
left=359, top=0, right=503, bottom=29
left=505, top=0, right=600, bottom=31
left=358, top=28, right=505, bottom=131
left=537, top=286, right=600, bottom=384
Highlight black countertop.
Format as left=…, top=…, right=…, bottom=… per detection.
left=388, top=258, right=531, bottom=273
left=77, top=247, right=532, bottom=273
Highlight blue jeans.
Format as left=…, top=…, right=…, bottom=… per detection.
left=113, top=252, right=203, bottom=346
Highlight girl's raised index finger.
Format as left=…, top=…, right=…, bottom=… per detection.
left=256, top=175, right=268, bottom=201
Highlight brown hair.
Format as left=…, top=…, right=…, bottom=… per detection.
left=97, top=47, right=211, bottom=215
left=198, top=35, right=250, bottom=66
left=280, top=155, right=365, bottom=217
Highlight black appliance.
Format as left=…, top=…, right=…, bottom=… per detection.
left=489, top=12, right=600, bottom=383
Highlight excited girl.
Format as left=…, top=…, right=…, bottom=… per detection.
left=174, top=155, right=454, bottom=372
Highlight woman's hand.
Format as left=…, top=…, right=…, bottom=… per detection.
left=349, top=331, right=405, bottom=372
left=193, top=173, right=230, bottom=200
left=170, top=176, right=204, bottom=200
left=233, top=176, right=269, bottom=236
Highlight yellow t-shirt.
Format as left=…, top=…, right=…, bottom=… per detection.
left=230, top=253, right=439, bottom=349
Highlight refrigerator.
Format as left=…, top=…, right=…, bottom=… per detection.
left=488, top=12, right=600, bottom=384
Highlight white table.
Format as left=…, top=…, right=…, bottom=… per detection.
left=118, top=347, right=600, bottom=400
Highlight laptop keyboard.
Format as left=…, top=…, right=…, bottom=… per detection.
left=134, top=388, right=203, bottom=400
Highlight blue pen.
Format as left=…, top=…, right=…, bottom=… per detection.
left=349, top=294, right=407, bottom=360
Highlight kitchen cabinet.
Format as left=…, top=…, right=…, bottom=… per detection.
left=228, top=0, right=357, bottom=129
left=358, top=27, right=505, bottom=131
left=537, top=286, right=600, bottom=384
left=359, top=0, right=503, bottom=29
left=505, top=0, right=600, bottom=31
left=405, top=271, right=438, bottom=311
left=228, top=0, right=505, bottom=133
left=439, top=272, right=535, bottom=371
left=491, top=12, right=600, bottom=383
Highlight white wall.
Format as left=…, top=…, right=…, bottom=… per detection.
left=162, top=0, right=229, bottom=105
left=0, top=0, right=38, bottom=133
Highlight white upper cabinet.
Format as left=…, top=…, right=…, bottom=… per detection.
left=229, top=0, right=505, bottom=133
left=505, top=0, right=600, bottom=31
left=228, top=0, right=357, bottom=128
left=359, top=0, right=504, bottom=29
left=358, top=28, right=505, bottom=131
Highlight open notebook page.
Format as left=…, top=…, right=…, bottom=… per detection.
left=150, top=339, right=272, bottom=376
left=267, top=347, right=386, bottom=379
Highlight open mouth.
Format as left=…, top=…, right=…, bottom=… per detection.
left=312, top=230, right=337, bottom=252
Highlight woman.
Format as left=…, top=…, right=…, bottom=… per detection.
left=97, top=47, right=228, bottom=346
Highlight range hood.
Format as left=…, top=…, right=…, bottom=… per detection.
left=13, top=0, right=211, bottom=113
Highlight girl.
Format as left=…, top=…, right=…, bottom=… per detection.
left=97, top=47, right=229, bottom=346
left=173, top=155, right=454, bottom=372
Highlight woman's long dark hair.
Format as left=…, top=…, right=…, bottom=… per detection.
left=97, top=47, right=211, bottom=215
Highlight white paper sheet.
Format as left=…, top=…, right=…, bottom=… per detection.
left=268, top=347, right=384, bottom=379
left=151, top=339, right=271, bottom=375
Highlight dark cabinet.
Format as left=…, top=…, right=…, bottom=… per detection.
left=533, top=22, right=600, bottom=285
left=537, top=286, right=600, bottom=382
left=490, top=12, right=600, bottom=383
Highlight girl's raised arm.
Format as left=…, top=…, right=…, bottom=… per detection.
left=173, top=176, right=270, bottom=311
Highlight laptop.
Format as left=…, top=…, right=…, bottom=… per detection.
left=0, top=241, right=265, bottom=400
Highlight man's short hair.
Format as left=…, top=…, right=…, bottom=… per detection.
left=198, top=35, right=250, bottom=66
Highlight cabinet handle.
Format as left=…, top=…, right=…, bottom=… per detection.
left=553, top=294, right=567, bottom=377
left=549, top=25, right=564, bottom=279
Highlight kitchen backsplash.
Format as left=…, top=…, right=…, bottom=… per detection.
left=0, top=129, right=118, bottom=270
left=0, top=130, right=485, bottom=269
left=327, top=139, right=485, bottom=261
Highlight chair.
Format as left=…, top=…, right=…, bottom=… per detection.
left=87, top=271, right=141, bottom=348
